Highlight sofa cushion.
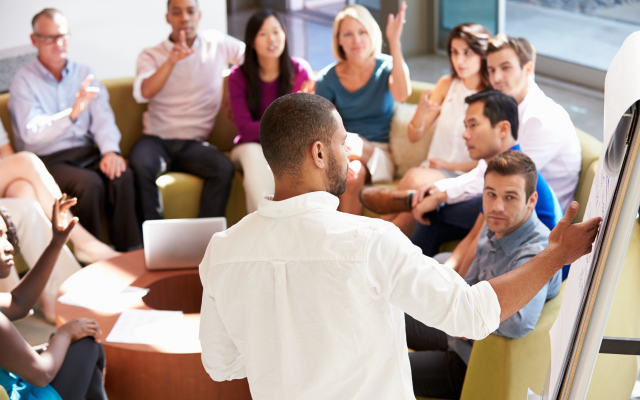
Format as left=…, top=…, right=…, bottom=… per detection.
left=389, top=102, right=436, bottom=179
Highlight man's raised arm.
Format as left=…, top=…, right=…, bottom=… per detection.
left=489, top=201, right=601, bottom=322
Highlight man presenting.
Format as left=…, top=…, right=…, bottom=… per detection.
left=9, top=9, right=140, bottom=251
left=199, top=93, right=600, bottom=399
left=129, top=0, right=245, bottom=222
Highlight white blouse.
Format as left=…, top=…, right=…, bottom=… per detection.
left=425, top=77, right=476, bottom=166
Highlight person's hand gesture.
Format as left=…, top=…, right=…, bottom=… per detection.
left=416, top=89, right=441, bottom=116
left=51, top=194, right=78, bottom=247
left=168, top=30, right=195, bottom=65
left=58, top=318, right=102, bottom=344
left=428, top=158, right=452, bottom=171
left=411, top=184, right=444, bottom=225
left=100, top=152, right=127, bottom=180
left=548, top=201, right=602, bottom=266
left=70, top=75, right=99, bottom=122
left=298, top=79, right=316, bottom=94
left=385, top=1, right=407, bottom=46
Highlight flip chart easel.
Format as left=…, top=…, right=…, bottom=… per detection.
left=540, top=31, right=640, bottom=400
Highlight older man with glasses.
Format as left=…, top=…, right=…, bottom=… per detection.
left=8, top=8, right=141, bottom=252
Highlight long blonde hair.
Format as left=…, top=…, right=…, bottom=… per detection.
left=331, top=5, right=382, bottom=62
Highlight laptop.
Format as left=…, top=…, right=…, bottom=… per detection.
left=143, top=217, right=227, bottom=270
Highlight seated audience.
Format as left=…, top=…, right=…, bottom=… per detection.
left=407, top=151, right=562, bottom=399
left=361, top=90, right=562, bottom=256
left=9, top=9, right=141, bottom=252
left=0, top=197, right=106, bottom=400
left=198, top=92, right=600, bottom=399
left=130, top=0, right=245, bottom=222
left=229, top=9, right=313, bottom=213
left=385, top=22, right=490, bottom=234
left=487, top=35, right=581, bottom=211
left=315, top=2, right=411, bottom=214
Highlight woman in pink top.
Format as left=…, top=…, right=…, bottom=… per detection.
left=229, top=10, right=313, bottom=213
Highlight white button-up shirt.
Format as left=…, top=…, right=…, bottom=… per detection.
left=199, top=191, right=501, bottom=400
left=133, top=29, right=245, bottom=141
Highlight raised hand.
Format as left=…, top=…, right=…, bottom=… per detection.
left=70, top=75, right=99, bottom=122
left=99, top=152, right=127, bottom=180
left=548, top=201, right=602, bottom=266
left=298, top=79, right=316, bottom=94
left=51, top=194, right=78, bottom=246
left=385, top=1, right=407, bottom=45
left=58, top=318, right=102, bottom=343
left=168, top=30, right=195, bottom=65
left=416, top=89, right=441, bottom=116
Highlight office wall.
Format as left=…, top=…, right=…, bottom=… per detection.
left=0, top=0, right=228, bottom=80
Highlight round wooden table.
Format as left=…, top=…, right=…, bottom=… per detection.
left=55, top=250, right=252, bottom=400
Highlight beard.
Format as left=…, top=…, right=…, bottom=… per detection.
left=327, top=150, right=348, bottom=196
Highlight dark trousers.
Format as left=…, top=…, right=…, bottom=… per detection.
left=405, top=314, right=467, bottom=399
left=40, top=146, right=141, bottom=251
left=49, top=337, right=107, bottom=400
left=411, top=196, right=483, bottom=257
left=128, top=135, right=235, bottom=222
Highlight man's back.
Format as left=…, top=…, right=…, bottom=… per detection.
left=199, top=192, right=501, bottom=400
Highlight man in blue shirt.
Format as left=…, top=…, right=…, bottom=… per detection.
left=8, top=9, right=141, bottom=251
left=406, top=151, right=562, bottom=399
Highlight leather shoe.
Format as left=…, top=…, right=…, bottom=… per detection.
left=359, top=187, right=415, bottom=215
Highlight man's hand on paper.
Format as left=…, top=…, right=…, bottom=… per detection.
left=548, top=201, right=602, bottom=266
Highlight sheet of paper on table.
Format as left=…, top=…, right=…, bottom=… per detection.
left=106, top=309, right=184, bottom=345
left=57, top=286, right=149, bottom=313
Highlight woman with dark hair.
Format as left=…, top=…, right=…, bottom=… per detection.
left=382, top=22, right=491, bottom=234
left=0, top=196, right=107, bottom=400
left=228, top=9, right=313, bottom=213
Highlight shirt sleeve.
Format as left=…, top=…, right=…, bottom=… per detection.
left=222, top=34, right=245, bottom=65
left=133, top=50, right=159, bottom=104
left=87, top=78, right=122, bottom=155
left=228, top=68, right=261, bottom=144
left=436, top=159, right=487, bottom=205
left=291, top=58, right=314, bottom=93
left=199, top=242, right=247, bottom=382
left=493, top=254, right=548, bottom=338
left=365, top=222, right=501, bottom=340
left=9, top=71, right=73, bottom=146
left=518, top=115, right=562, bottom=171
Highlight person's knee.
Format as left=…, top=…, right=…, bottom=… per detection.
left=74, top=172, right=105, bottom=200
left=399, top=168, right=424, bottom=189
left=129, top=141, right=165, bottom=175
left=111, top=167, right=135, bottom=188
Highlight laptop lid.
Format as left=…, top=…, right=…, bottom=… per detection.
left=143, top=217, right=227, bottom=270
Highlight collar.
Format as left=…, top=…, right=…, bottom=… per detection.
left=163, top=33, right=201, bottom=52
left=488, top=210, right=540, bottom=256
left=258, top=191, right=340, bottom=218
left=518, top=82, right=542, bottom=110
left=509, top=144, right=521, bottom=152
left=33, top=57, right=71, bottom=82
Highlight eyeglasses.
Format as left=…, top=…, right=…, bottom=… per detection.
left=34, top=33, right=70, bottom=45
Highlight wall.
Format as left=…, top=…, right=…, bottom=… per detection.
left=0, top=0, right=227, bottom=80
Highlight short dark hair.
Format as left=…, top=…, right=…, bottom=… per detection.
left=167, top=0, right=199, bottom=9
left=0, top=207, right=19, bottom=254
left=485, top=150, right=537, bottom=199
left=32, top=8, right=63, bottom=30
left=260, top=93, right=338, bottom=179
left=488, top=34, right=536, bottom=67
left=465, top=90, right=519, bottom=140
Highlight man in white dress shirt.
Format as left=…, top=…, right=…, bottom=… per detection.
left=198, top=93, right=600, bottom=400
left=129, top=0, right=245, bottom=222
left=486, top=35, right=581, bottom=211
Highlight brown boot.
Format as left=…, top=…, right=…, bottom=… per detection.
left=359, top=187, right=415, bottom=215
